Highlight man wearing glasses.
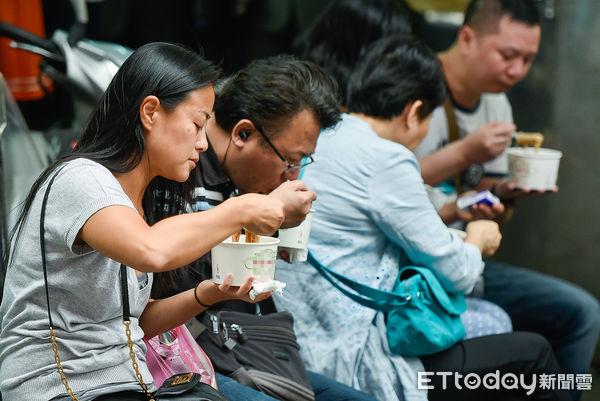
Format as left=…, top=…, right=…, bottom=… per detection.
left=183, top=55, right=339, bottom=231
left=200, top=118, right=318, bottom=229
left=153, top=54, right=340, bottom=300
left=151, top=56, right=376, bottom=401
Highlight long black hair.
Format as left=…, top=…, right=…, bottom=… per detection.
left=4, top=42, right=220, bottom=270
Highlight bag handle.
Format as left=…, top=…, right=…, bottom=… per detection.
left=40, top=164, right=155, bottom=401
left=306, top=251, right=411, bottom=312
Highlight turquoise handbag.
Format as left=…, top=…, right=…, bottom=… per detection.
left=307, top=252, right=466, bottom=357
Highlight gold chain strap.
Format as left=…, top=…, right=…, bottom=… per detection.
left=49, top=322, right=155, bottom=401
left=50, top=327, right=80, bottom=401
left=42, top=171, right=154, bottom=401
left=123, top=319, right=156, bottom=401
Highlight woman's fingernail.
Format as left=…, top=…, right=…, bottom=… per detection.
left=226, top=273, right=233, bottom=279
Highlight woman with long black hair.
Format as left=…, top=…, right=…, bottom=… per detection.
left=0, top=42, right=284, bottom=401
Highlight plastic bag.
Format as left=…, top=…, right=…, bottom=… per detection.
left=144, top=324, right=218, bottom=389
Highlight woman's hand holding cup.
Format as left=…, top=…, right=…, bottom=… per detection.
left=196, top=274, right=272, bottom=307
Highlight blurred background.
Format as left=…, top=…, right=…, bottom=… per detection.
left=1, top=0, right=599, bottom=397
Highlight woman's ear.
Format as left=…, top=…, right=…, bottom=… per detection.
left=139, top=95, right=161, bottom=131
left=405, top=100, right=424, bottom=131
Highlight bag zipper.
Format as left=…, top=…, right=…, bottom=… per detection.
left=210, top=314, right=219, bottom=334
left=234, top=327, right=300, bottom=348
left=234, top=324, right=295, bottom=337
left=208, top=313, right=300, bottom=349
left=209, top=312, right=230, bottom=346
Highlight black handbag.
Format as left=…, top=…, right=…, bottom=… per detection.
left=85, top=374, right=228, bottom=401
left=197, top=310, right=315, bottom=401
left=39, top=166, right=229, bottom=401
left=152, top=373, right=228, bottom=401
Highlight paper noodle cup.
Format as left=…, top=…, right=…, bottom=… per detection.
left=277, top=211, right=313, bottom=250
left=507, top=147, right=562, bottom=190
left=211, top=235, right=279, bottom=286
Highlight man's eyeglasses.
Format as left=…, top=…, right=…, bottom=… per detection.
left=253, top=123, right=314, bottom=173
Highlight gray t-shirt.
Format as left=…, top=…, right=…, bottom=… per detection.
left=0, top=158, right=155, bottom=401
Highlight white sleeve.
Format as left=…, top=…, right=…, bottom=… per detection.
left=482, top=94, right=514, bottom=175
left=413, top=106, right=449, bottom=159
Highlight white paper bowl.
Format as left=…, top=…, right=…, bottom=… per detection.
left=277, top=211, right=314, bottom=250
left=507, top=147, right=562, bottom=190
left=211, top=235, right=280, bottom=286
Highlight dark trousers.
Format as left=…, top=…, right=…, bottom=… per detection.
left=421, top=331, right=572, bottom=401
left=482, top=262, right=600, bottom=401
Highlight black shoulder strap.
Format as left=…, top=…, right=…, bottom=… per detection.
left=39, top=164, right=150, bottom=399
left=40, top=165, right=130, bottom=327
left=40, top=166, right=66, bottom=328
left=120, top=264, right=130, bottom=321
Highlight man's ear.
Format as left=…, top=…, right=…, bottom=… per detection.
left=139, top=95, right=161, bottom=131
left=231, top=119, right=256, bottom=147
left=457, top=25, right=477, bottom=54
left=405, top=100, right=424, bottom=131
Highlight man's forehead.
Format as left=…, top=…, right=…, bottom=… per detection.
left=482, top=16, right=540, bottom=52
left=274, top=111, right=321, bottom=149
left=276, top=127, right=320, bottom=155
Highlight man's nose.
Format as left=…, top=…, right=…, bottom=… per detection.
left=507, top=58, right=527, bottom=79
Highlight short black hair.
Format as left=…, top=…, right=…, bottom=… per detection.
left=214, top=55, right=341, bottom=138
left=464, top=0, right=540, bottom=34
left=346, top=35, right=446, bottom=120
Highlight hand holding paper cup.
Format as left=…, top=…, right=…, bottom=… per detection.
left=507, top=147, right=562, bottom=190
left=277, top=211, right=314, bottom=263
left=211, top=234, right=280, bottom=286
left=278, top=210, right=314, bottom=250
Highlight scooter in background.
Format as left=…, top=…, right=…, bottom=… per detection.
left=0, top=0, right=132, bottom=275
left=0, top=0, right=132, bottom=155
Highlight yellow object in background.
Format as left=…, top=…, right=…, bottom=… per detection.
left=403, top=0, right=469, bottom=14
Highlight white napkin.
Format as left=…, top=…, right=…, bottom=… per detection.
left=249, top=279, right=287, bottom=300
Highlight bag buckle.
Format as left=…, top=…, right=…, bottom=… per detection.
left=171, top=373, right=194, bottom=386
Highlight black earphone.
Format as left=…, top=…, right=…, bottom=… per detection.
left=239, top=131, right=250, bottom=140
